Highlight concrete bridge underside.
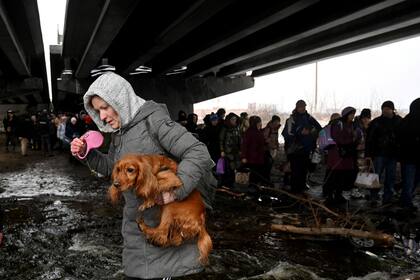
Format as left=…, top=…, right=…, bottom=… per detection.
left=0, top=0, right=48, bottom=112
left=51, top=0, right=420, bottom=115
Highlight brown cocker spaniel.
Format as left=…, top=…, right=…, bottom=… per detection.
left=109, top=154, right=212, bottom=264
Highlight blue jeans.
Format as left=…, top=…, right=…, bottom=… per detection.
left=400, top=163, right=420, bottom=206
left=370, top=156, right=396, bottom=203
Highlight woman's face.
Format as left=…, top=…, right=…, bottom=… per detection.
left=257, top=121, right=262, bottom=130
left=347, top=113, right=355, bottom=122
left=91, top=96, right=121, bottom=129
left=362, top=117, right=371, bottom=128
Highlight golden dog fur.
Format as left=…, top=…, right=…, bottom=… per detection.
left=109, top=154, right=212, bottom=264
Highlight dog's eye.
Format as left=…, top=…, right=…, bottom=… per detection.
left=127, top=167, right=135, bottom=173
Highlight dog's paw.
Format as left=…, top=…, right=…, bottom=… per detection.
left=136, top=218, right=145, bottom=232
left=157, top=170, right=183, bottom=189
left=139, top=200, right=155, bottom=211
left=150, top=235, right=169, bottom=247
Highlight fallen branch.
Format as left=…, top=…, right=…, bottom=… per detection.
left=271, top=224, right=395, bottom=246
left=258, top=186, right=340, bottom=218
left=217, top=187, right=245, bottom=197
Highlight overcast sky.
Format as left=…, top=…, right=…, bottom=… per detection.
left=196, top=35, right=420, bottom=113
left=37, top=0, right=420, bottom=113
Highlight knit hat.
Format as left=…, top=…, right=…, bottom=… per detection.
left=341, top=106, right=356, bottom=117
left=381, top=100, right=395, bottom=110
left=296, top=100, right=306, bottom=107
left=360, top=108, right=371, bottom=119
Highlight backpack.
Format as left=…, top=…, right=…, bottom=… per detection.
left=318, top=125, right=335, bottom=150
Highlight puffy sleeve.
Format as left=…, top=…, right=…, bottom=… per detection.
left=150, top=113, right=214, bottom=201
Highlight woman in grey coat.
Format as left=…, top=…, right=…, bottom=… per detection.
left=71, top=72, right=216, bottom=279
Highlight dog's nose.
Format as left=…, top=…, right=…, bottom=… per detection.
left=113, top=180, right=120, bottom=188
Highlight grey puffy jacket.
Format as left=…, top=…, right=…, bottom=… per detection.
left=82, top=72, right=216, bottom=278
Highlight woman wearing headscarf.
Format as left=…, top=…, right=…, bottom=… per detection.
left=219, top=113, right=241, bottom=188
left=241, top=116, right=265, bottom=185
left=324, top=107, right=361, bottom=204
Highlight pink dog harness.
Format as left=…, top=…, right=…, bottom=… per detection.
left=76, top=130, right=104, bottom=159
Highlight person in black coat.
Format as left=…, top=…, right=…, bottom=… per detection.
left=3, top=110, right=17, bottom=152
left=186, top=113, right=198, bottom=135
left=15, top=114, right=33, bottom=156
left=365, top=101, right=402, bottom=204
left=201, top=113, right=221, bottom=164
left=398, top=98, right=420, bottom=211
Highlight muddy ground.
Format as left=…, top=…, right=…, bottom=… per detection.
left=0, top=141, right=420, bottom=280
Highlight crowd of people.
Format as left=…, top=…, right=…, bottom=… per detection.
left=175, top=108, right=282, bottom=189
left=2, top=109, right=97, bottom=156
left=1, top=70, right=419, bottom=278
left=2, top=97, right=420, bottom=214
left=175, top=98, right=420, bottom=212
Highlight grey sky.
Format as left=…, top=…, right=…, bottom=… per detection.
left=196, top=35, right=420, bottom=114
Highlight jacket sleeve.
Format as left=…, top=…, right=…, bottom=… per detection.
left=240, top=132, right=248, bottom=160
left=219, top=127, right=226, bottom=153
left=282, top=117, right=295, bottom=144
left=152, top=116, right=214, bottom=201
left=310, top=116, right=322, bottom=132
left=81, top=139, right=115, bottom=178
left=365, top=121, right=376, bottom=158
left=83, top=149, right=114, bottom=177
left=263, top=126, right=271, bottom=145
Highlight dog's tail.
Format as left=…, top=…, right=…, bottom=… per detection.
left=197, top=214, right=212, bottom=265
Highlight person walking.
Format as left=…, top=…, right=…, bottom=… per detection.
left=70, top=72, right=216, bottom=279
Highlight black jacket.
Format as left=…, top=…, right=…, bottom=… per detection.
left=365, top=114, right=402, bottom=158
left=398, top=98, right=420, bottom=164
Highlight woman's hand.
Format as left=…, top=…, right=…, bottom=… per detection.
left=241, top=158, right=247, bottom=164
left=156, top=192, right=176, bottom=205
left=70, top=137, right=87, bottom=156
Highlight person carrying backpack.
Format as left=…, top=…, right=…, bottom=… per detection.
left=282, top=100, right=321, bottom=193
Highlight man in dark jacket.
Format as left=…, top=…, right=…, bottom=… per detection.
left=15, top=114, right=33, bottom=156
left=38, top=109, right=53, bottom=156
left=3, top=110, right=16, bottom=152
left=201, top=113, right=221, bottom=164
left=282, top=100, right=322, bottom=193
left=366, top=101, right=402, bottom=204
left=398, top=98, right=420, bottom=211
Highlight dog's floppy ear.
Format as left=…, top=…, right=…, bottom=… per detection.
left=135, top=157, right=159, bottom=199
left=109, top=163, right=122, bottom=204
left=108, top=185, right=121, bottom=205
